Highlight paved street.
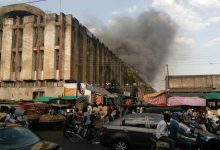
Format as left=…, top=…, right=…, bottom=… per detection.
left=34, top=129, right=108, bottom=150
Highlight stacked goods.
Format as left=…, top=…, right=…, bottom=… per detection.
left=25, top=104, right=48, bottom=121
left=39, top=114, right=66, bottom=123
left=92, top=106, right=109, bottom=128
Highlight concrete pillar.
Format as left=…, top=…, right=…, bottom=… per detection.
left=96, top=42, right=100, bottom=85
left=114, top=57, right=118, bottom=81
left=0, top=18, right=13, bottom=80
left=108, top=51, right=112, bottom=81
left=82, top=29, right=88, bottom=83
left=117, top=58, right=120, bottom=83
left=21, top=16, right=34, bottom=80
left=109, top=51, right=113, bottom=82
left=14, top=17, right=21, bottom=81
left=58, top=13, right=65, bottom=80
left=122, top=64, right=126, bottom=85
left=44, top=14, right=56, bottom=80
left=106, top=49, right=111, bottom=83
left=89, top=40, right=94, bottom=84
left=112, top=55, right=117, bottom=80
left=35, top=16, right=41, bottom=80
left=119, top=60, right=122, bottom=85
left=100, top=44, right=105, bottom=86
left=64, top=15, right=72, bottom=80
left=72, top=19, right=79, bottom=80
left=86, top=36, right=90, bottom=83
left=101, top=45, right=107, bottom=86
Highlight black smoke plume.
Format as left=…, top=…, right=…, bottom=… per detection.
left=88, top=9, right=177, bottom=82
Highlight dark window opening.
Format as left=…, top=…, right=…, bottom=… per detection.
left=33, top=91, right=45, bottom=99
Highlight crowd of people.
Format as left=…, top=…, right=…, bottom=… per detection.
left=2, top=102, right=220, bottom=148
left=156, top=112, right=196, bottom=150
left=155, top=107, right=220, bottom=150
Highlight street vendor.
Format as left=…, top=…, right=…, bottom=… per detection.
left=73, top=108, right=83, bottom=122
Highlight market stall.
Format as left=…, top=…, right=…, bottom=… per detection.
left=167, top=96, right=206, bottom=106
left=200, top=92, right=220, bottom=110
left=143, top=91, right=166, bottom=105
left=24, top=103, right=50, bottom=127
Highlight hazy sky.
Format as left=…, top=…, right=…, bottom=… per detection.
left=1, top=0, right=220, bottom=90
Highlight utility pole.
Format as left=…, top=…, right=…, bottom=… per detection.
left=166, top=64, right=169, bottom=90
left=59, top=0, right=61, bottom=12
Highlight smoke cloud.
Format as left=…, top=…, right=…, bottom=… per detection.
left=88, top=9, right=177, bottom=82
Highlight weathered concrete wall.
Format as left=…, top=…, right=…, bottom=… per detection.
left=0, top=18, right=13, bottom=80
left=44, top=14, right=56, bottom=79
left=0, top=87, right=64, bottom=100
left=168, top=75, right=220, bottom=89
left=0, top=3, right=150, bottom=101
left=21, top=16, right=34, bottom=80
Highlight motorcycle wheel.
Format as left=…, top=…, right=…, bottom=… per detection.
left=68, top=132, right=81, bottom=143
left=63, top=127, right=71, bottom=137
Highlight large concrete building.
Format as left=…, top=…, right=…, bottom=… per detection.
left=166, top=74, right=220, bottom=97
left=0, top=4, right=148, bottom=100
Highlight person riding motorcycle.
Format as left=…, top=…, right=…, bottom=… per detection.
left=82, top=106, right=94, bottom=143
left=169, top=112, right=195, bottom=150
left=156, top=112, right=176, bottom=150
left=4, top=107, right=16, bottom=123
left=73, top=108, right=83, bottom=122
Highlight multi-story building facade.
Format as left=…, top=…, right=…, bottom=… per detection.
left=0, top=3, right=148, bottom=100
left=166, top=74, right=220, bottom=97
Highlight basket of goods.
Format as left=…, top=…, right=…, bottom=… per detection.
left=26, top=103, right=49, bottom=121
left=39, top=114, right=66, bottom=123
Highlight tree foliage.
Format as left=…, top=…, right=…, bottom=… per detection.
left=131, top=86, right=138, bottom=97
left=106, top=78, right=122, bottom=94
left=123, top=69, right=136, bottom=85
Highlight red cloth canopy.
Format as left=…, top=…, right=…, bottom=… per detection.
left=143, top=91, right=166, bottom=105
left=167, top=96, right=206, bottom=106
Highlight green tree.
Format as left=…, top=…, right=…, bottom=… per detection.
left=123, top=69, right=136, bottom=85
left=106, top=78, right=122, bottom=94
